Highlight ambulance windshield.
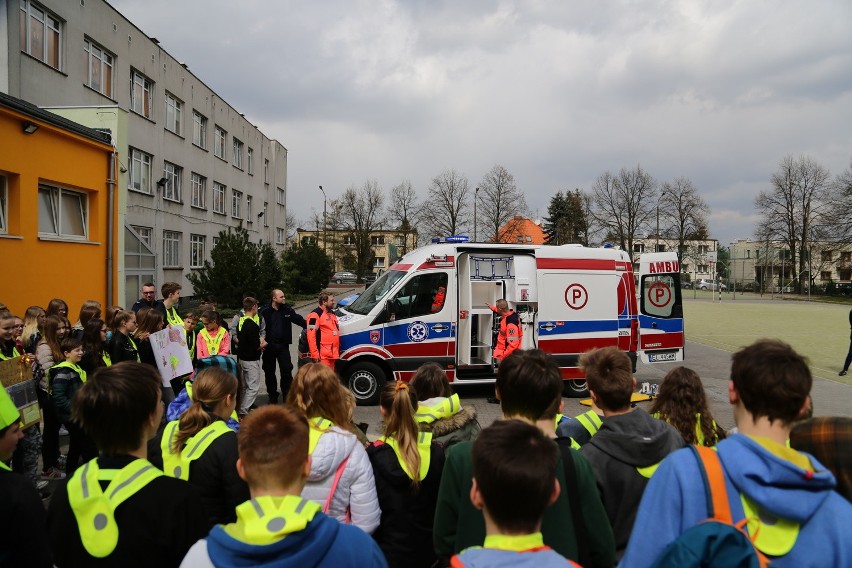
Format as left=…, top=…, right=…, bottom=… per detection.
left=347, top=269, right=407, bottom=315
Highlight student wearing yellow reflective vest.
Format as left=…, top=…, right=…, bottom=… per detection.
left=79, top=318, right=112, bottom=375
left=108, top=311, right=140, bottom=364
left=287, top=363, right=381, bottom=534
left=1, top=375, right=53, bottom=568
left=368, top=381, right=445, bottom=568
left=409, top=363, right=481, bottom=452
left=232, top=297, right=267, bottom=413
left=46, top=362, right=207, bottom=567
left=149, top=367, right=248, bottom=529
left=649, top=366, right=726, bottom=447
left=0, top=310, right=20, bottom=361
left=154, top=280, right=185, bottom=328
left=180, top=404, right=387, bottom=567
left=34, top=314, right=70, bottom=479
left=577, top=347, right=684, bottom=559
left=197, top=310, right=231, bottom=358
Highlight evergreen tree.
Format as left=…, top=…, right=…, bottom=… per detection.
left=280, top=242, right=333, bottom=294
left=187, top=226, right=283, bottom=306
left=544, top=189, right=589, bottom=245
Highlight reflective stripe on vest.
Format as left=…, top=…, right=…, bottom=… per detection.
left=199, top=327, right=227, bottom=355
left=381, top=431, right=432, bottom=481
left=0, top=461, right=11, bottom=472
left=102, top=351, right=112, bottom=367
left=161, top=419, right=232, bottom=481
left=0, top=346, right=19, bottom=361
left=127, top=335, right=141, bottom=362
left=165, top=306, right=183, bottom=327
left=636, top=461, right=662, bottom=478
left=414, top=393, right=461, bottom=424
left=308, top=417, right=334, bottom=455
left=576, top=409, right=602, bottom=437
left=50, top=361, right=88, bottom=385
left=223, top=495, right=321, bottom=546
left=67, top=458, right=163, bottom=558
left=741, top=494, right=799, bottom=556
left=238, top=315, right=260, bottom=332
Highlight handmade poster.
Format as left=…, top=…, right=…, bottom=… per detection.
left=149, top=325, right=193, bottom=385
left=0, top=356, right=40, bottom=429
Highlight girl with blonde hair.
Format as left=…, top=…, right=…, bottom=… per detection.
left=287, top=362, right=380, bottom=533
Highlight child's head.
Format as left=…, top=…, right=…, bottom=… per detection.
left=173, top=367, right=238, bottom=454
left=238, top=404, right=310, bottom=490
left=242, top=296, right=259, bottom=314
left=183, top=312, right=198, bottom=330
left=137, top=309, right=164, bottom=335
left=579, top=346, right=634, bottom=412
left=0, top=311, right=15, bottom=342
left=201, top=310, right=220, bottom=330
left=287, top=363, right=353, bottom=428
left=113, top=311, right=137, bottom=333
left=472, top=419, right=560, bottom=535
left=72, top=362, right=162, bottom=455
left=0, top=387, right=23, bottom=462
left=60, top=337, right=83, bottom=362
left=650, top=366, right=719, bottom=445
left=379, top=381, right=423, bottom=485
left=410, top=362, right=452, bottom=400
left=77, top=301, right=102, bottom=328
left=46, top=298, right=69, bottom=318
left=495, top=349, right=562, bottom=422
left=161, top=281, right=182, bottom=301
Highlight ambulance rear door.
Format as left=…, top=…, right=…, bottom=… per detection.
left=636, top=252, right=684, bottom=364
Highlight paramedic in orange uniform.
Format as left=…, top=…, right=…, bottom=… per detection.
left=487, top=299, right=522, bottom=361
left=306, top=292, right=340, bottom=370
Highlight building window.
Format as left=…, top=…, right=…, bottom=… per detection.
left=276, top=228, right=285, bottom=245
left=163, top=230, right=181, bottom=267
left=231, top=190, right=243, bottom=219
left=375, top=257, right=385, bottom=268
left=232, top=138, right=243, bottom=169
left=301, top=236, right=316, bottom=247
left=212, top=182, right=226, bottom=214
left=396, top=235, right=405, bottom=246
left=247, top=148, right=254, bottom=174
left=83, top=38, right=114, bottom=97
left=192, top=111, right=207, bottom=148
left=162, top=162, right=182, bottom=202
left=843, top=252, right=852, bottom=262
left=698, top=264, right=709, bottom=273
left=164, top=92, right=182, bottom=135
left=246, top=195, right=253, bottom=220
left=38, top=184, right=87, bottom=239
left=821, top=271, right=832, bottom=281
left=20, top=0, right=62, bottom=70
left=190, top=234, right=206, bottom=268
left=190, top=173, right=206, bottom=209
left=634, top=243, right=645, bottom=253
left=276, top=187, right=285, bottom=205
left=130, top=69, right=152, bottom=118
left=0, top=175, right=7, bottom=235
left=128, top=147, right=152, bottom=194
left=212, top=236, right=220, bottom=249
left=264, top=159, right=269, bottom=183
left=655, top=243, right=666, bottom=253
left=344, top=235, right=355, bottom=246
left=262, top=202, right=268, bottom=227
left=371, top=235, right=385, bottom=246
left=130, top=225, right=152, bottom=247
left=214, top=126, right=226, bottom=159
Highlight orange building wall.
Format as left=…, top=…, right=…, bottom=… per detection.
left=0, top=108, right=117, bottom=318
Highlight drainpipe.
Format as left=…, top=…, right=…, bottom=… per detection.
left=107, top=148, right=116, bottom=305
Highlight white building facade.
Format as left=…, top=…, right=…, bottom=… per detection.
left=1, top=0, right=288, bottom=306
left=631, top=237, right=719, bottom=283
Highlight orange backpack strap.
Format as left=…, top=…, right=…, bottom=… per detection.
left=693, top=445, right=734, bottom=524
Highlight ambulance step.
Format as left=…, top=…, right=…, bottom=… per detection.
left=455, top=364, right=495, bottom=380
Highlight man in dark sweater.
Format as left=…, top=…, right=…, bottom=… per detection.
left=259, top=289, right=306, bottom=403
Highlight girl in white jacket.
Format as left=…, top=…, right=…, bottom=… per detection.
left=287, top=363, right=381, bottom=533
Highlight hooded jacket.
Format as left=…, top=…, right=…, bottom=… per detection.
left=367, top=439, right=445, bottom=568
left=620, top=433, right=852, bottom=568
left=180, top=510, right=388, bottom=568
left=580, top=407, right=684, bottom=557
left=417, top=402, right=481, bottom=451
left=301, top=425, right=381, bottom=534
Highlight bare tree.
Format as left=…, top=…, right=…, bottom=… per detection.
left=823, top=157, right=852, bottom=246
left=478, top=164, right=528, bottom=242
left=285, top=209, right=300, bottom=245
left=339, top=180, right=385, bottom=281
left=590, top=165, right=657, bottom=261
left=754, top=155, right=832, bottom=292
left=659, top=177, right=710, bottom=259
left=419, top=169, right=471, bottom=240
left=388, top=180, right=419, bottom=255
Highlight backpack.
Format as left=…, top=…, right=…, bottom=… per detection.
left=650, top=445, right=769, bottom=568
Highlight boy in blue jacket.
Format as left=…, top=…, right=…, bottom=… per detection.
left=621, top=339, right=852, bottom=567
left=180, top=404, right=387, bottom=568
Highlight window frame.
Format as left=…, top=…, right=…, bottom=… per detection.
left=83, top=37, right=114, bottom=98
left=130, top=224, right=152, bottom=247
left=162, top=161, right=182, bottom=203
left=231, top=189, right=243, bottom=219
left=0, top=175, right=7, bottom=235
left=247, top=148, right=254, bottom=175
left=20, top=0, right=62, bottom=70
left=37, top=184, right=88, bottom=240
left=276, top=228, right=285, bottom=245
left=214, top=126, right=227, bottom=160
left=192, top=110, right=207, bottom=149
left=232, top=138, right=243, bottom=169
left=189, top=234, right=206, bottom=269
left=276, top=187, right=285, bottom=205
left=130, top=69, right=153, bottom=118
left=127, top=147, right=152, bottom=195
left=212, top=182, right=226, bottom=215
left=190, top=172, right=206, bottom=209
left=162, top=230, right=181, bottom=268
left=164, top=91, right=183, bottom=135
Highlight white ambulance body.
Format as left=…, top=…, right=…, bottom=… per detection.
left=335, top=242, right=683, bottom=405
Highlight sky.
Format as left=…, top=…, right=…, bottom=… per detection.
left=110, top=0, right=852, bottom=247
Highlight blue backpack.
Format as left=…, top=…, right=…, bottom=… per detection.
left=650, top=445, right=769, bottom=568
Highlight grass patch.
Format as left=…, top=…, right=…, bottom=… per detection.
left=683, top=296, right=851, bottom=386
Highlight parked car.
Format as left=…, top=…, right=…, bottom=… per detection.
left=681, top=280, right=693, bottom=289
left=695, top=278, right=727, bottom=291
left=364, top=268, right=384, bottom=286
left=331, top=271, right=358, bottom=284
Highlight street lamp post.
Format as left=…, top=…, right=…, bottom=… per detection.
left=473, top=187, right=479, bottom=242
left=318, top=185, right=327, bottom=255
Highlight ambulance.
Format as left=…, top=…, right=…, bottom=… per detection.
left=329, top=239, right=684, bottom=405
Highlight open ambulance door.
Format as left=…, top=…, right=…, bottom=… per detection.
left=636, top=252, right=684, bottom=364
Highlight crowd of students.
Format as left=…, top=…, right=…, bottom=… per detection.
left=1, top=293, right=852, bottom=567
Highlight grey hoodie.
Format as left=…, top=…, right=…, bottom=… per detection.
left=580, top=407, right=684, bottom=557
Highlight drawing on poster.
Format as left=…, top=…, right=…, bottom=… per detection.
left=150, top=325, right=193, bottom=385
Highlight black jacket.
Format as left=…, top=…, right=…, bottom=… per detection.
left=260, top=303, right=306, bottom=344
left=137, top=338, right=156, bottom=369
left=235, top=316, right=262, bottom=361
left=109, top=332, right=139, bottom=364
left=366, top=440, right=445, bottom=568
left=1, top=469, right=52, bottom=568
left=148, top=418, right=250, bottom=530
left=47, top=455, right=208, bottom=567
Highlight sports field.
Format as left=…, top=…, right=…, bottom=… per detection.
left=683, top=293, right=852, bottom=387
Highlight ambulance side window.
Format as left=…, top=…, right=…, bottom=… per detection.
left=640, top=274, right=681, bottom=318
left=389, top=272, right=449, bottom=322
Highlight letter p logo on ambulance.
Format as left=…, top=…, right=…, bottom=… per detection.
left=564, top=284, right=589, bottom=311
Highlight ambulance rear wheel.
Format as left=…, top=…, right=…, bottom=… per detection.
left=347, top=361, right=385, bottom=406
left=563, top=379, right=589, bottom=398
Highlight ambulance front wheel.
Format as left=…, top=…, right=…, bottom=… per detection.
left=347, top=361, right=386, bottom=406
left=563, top=379, right=589, bottom=398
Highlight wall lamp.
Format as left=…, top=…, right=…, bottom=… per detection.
left=156, top=177, right=168, bottom=188
left=22, top=121, right=39, bottom=134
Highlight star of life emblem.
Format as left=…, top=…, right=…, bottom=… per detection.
left=407, top=321, right=429, bottom=342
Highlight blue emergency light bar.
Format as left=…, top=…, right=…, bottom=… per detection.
left=430, top=235, right=471, bottom=243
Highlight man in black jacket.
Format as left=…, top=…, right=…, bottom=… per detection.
left=260, top=289, right=306, bottom=404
